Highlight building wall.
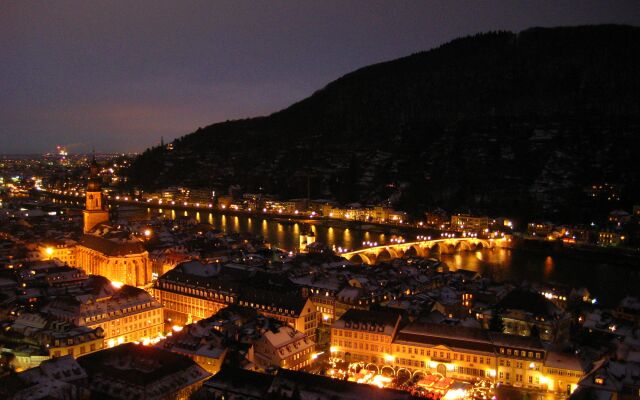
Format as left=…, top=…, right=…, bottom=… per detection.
left=74, top=245, right=151, bottom=287
left=329, top=329, right=582, bottom=394
left=155, top=287, right=229, bottom=325
left=49, top=336, right=104, bottom=359
left=451, top=215, right=489, bottom=232
left=331, top=327, right=393, bottom=364
left=84, top=305, right=164, bottom=347
left=254, top=335, right=314, bottom=371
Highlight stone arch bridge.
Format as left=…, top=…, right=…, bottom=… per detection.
left=341, top=238, right=495, bottom=265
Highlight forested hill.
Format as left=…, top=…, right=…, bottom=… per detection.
left=126, top=25, right=640, bottom=223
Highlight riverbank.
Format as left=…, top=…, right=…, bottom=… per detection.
left=512, top=237, right=640, bottom=267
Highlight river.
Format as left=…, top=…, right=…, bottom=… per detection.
left=143, top=207, right=637, bottom=306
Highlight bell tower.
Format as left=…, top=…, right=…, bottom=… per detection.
left=83, top=154, right=109, bottom=233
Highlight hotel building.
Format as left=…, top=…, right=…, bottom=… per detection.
left=331, top=316, right=584, bottom=394
left=43, top=276, right=164, bottom=348
left=155, top=261, right=319, bottom=340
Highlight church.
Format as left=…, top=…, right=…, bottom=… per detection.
left=74, top=157, right=152, bottom=287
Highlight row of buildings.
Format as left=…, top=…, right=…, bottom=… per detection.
left=331, top=308, right=584, bottom=394
left=1, top=344, right=210, bottom=400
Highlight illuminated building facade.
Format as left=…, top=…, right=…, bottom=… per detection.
left=75, top=234, right=151, bottom=287
left=238, top=290, right=318, bottom=341
left=156, top=261, right=319, bottom=340
left=254, top=324, right=315, bottom=371
left=154, top=261, right=238, bottom=325
left=43, top=277, right=164, bottom=348
left=39, top=241, right=76, bottom=266
left=330, top=319, right=584, bottom=394
left=451, top=214, right=489, bottom=233
left=156, top=320, right=228, bottom=374
left=330, top=308, right=401, bottom=364
left=73, top=157, right=152, bottom=287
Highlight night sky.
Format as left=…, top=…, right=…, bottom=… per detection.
left=1, top=1, right=639, bottom=154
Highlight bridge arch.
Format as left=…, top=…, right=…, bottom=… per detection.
left=348, top=253, right=374, bottom=265
left=376, top=249, right=393, bottom=263
left=341, top=238, right=496, bottom=265
left=404, top=246, right=418, bottom=258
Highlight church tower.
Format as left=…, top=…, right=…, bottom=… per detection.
left=83, top=155, right=109, bottom=233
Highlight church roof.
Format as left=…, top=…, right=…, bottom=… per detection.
left=78, top=234, right=146, bottom=257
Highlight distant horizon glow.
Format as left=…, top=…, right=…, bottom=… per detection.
left=1, top=1, right=639, bottom=154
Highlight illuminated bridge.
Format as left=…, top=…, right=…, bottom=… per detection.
left=341, top=238, right=497, bottom=265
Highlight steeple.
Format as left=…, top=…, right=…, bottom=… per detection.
left=87, top=152, right=101, bottom=192
left=83, top=150, right=109, bottom=233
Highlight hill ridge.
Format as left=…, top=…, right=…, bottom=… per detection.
left=126, top=25, right=640, bottom=223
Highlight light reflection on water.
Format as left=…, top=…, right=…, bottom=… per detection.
left=148, top=208, right=638, bottom=305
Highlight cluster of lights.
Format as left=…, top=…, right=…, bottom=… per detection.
left=416, top=235, right=432, bottom=241
left=462, top=232, right=478, bottom=238
left=362, top=241, right=378, bottom=247
left=442, top=232, right=457, bottom=238
left=389, top=237, right=405, bottom=243
left=541, top=291, right=567, bottom=301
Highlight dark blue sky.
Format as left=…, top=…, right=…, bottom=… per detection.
left=1, top=1, right=639, bottom=154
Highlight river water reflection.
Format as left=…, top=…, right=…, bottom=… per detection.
left=148, top=208, right=638, bottom=306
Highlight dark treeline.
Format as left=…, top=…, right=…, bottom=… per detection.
left=126, top=25, right=640, bottom=224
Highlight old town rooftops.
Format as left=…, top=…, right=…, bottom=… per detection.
left=77, top=343, right=210, bottom=387
left=333, top=308, right=403, bottom=334
left=271, top=368, right=419, bottom=400
left=203, top=366, right=276, bottom=398
left=78, top=234, right=146, bottom=257
left=239, top=288, right=309, bottom=316
left=262, top=325, right=312, bottom=354
left=202, top=366, right=420, bottom=400
left=395, top=322, right=545, bottom=354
